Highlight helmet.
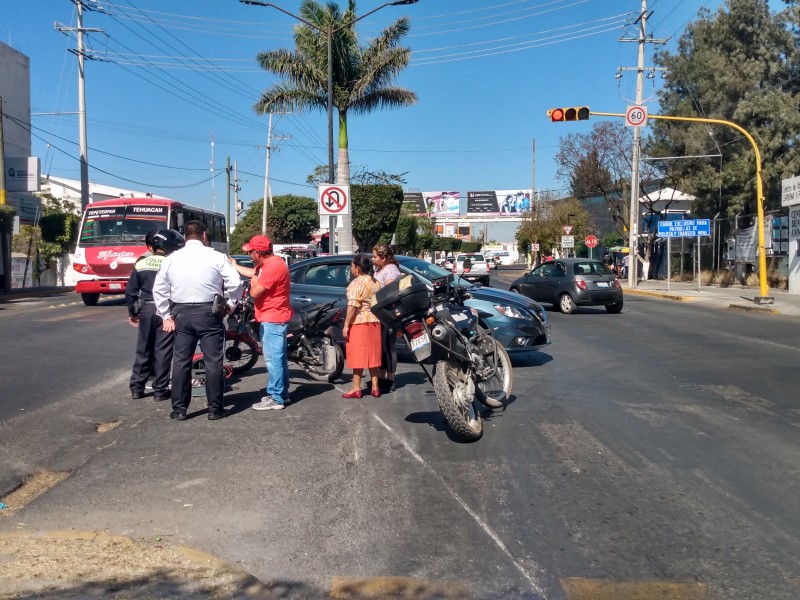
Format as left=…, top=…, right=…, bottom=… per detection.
left=149, top=229, right=185, bottom=255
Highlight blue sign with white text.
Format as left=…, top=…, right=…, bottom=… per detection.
left=657, top=219, right=711, bottom=238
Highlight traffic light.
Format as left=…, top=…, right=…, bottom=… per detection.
left=547, top=106, right=590, bottom=122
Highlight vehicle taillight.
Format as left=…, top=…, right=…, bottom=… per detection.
left=575, top=278, right=587, bottom=290
left=404, top=321, right=425, bottom=337
left=331, top=308, right=343, bottom=325
left=73, top=263, right=96, bottom=275
left=612, top=279, right=621, bottom=288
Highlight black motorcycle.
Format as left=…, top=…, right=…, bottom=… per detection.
left=225, top=283, right=345, bottom=383
left=371, top=274, right=513, bottom=442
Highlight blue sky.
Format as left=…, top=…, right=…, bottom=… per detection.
left=4, top=0, right=725, bottom=215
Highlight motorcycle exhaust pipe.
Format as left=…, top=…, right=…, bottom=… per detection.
left=431, top=324, right=448, bottom=340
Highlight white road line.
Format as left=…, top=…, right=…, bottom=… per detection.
left=372, top=414, right=545, bottom=597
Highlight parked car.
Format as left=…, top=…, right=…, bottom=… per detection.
left=509, top=258, right=623, bottom=314
left=289, top=255, right=550, bottom=352
left=453, top=253, right=490, bottom=286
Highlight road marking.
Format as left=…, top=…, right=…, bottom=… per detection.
left=372, top=414, right=545, bottom=596
left=561, top=578, right=712, bottom=599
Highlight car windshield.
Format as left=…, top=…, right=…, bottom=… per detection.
left=573, top=261, right=612, bottom=276
left=400, top=257, right=473, bottom=288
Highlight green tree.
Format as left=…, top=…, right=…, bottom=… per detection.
left=394, top=215, right=418, bottom=254
left=516, top=198, right=590, bottom=257
left=253, top=0, right=417, bottom=250
left=351, top=184, right=403, bottom=252
left=650, top=0, right=800, bottom=217
left=230, top=194, right=318, bottom=253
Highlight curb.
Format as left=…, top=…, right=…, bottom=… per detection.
left=623, top=289, right=696, bottom=302
left=727, top=303, right=780, bottom=315
left=0, top=287, right=75, bottom=303
left=0, top=530, right=268, bottom=598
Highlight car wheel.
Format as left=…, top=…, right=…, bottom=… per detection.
left=509, top=287, right=520, bottom=294
left=558, top=293, right=576, bottom=314
left=605, top=300, right=623, bottom=314
left=481, top=277, right=490, bottom=286
left=81, top=293, right=100, bottom=306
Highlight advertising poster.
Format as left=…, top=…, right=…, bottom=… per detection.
left=466, top=190, right=532, bottom=215
left=403, top=191, right=460, bottom=217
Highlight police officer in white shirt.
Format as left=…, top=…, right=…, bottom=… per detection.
left=153, top=220, right=242, bottom=421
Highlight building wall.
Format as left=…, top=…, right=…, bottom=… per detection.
left=0, top=41, right=31, bottom=159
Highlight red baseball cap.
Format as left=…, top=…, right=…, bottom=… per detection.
left=242, top=235, right=272, bottom=252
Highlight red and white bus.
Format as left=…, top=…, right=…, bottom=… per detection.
left=72, top=197, right=228, bottom=305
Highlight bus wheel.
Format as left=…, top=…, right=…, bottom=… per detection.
left=81, top=293, right=100, bottom=306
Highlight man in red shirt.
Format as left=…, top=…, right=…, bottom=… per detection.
left=236, top=235, right=293, bottom=410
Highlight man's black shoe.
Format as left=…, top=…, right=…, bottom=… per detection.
left=131, top=391, right=144, bottom=400
left=207, top=410, right=227, bottom=421
left=378, top=378, right=396, bottom=394
left=169, top=411, right=187, bottom=421
left=153, top=395, right=170, bottom=402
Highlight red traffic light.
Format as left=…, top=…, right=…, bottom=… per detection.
left=547, top=106, right=590, bottom=122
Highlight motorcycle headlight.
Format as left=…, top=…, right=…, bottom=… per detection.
left=494, top=304, right=528, bottom=319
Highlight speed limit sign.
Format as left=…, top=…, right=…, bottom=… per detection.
left=625, top=105, right=648, bottom=127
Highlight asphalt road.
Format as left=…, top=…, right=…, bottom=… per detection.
left=1, top=281, right=799, bottom=599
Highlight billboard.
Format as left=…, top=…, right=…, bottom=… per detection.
left=403, top=191, right=460, bottom=217
left=466, top=190, right=532, bottom=215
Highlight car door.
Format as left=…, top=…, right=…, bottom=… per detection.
left=290, top=260, right=352, bottom=309
left=520, top=263, right=553, bottom=302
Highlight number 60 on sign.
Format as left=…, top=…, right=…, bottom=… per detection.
left=625, top=105, right=648, bottom=127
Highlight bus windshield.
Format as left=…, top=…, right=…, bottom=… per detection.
left=79, top=205, right=169, bottom=246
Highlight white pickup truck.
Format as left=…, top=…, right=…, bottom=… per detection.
left=453, top=253, right=490, bottom=286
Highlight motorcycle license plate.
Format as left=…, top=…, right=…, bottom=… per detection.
left=410, top=332, right=431, bottom=359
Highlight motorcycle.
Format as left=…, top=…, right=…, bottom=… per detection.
left=371, top=274, right=513, bottom=442
left=223, top=283, right=345, bottom=383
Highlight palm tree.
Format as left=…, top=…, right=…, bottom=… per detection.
left=253, top=0, right=417, bottom=252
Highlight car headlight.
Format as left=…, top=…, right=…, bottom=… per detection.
left=494, top=304, right=529, bottom=319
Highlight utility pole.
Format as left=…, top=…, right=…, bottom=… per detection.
left=618, top=0, right=665, bottom=287
left=0, top=95, right=9, bottom=293
left=226, top=156, right=231, bottom=236
left=55, top=1, right=102, bottom=211
left=233, top=161, right=242, bottom=226
left=260, top=113, right=290, bottom=235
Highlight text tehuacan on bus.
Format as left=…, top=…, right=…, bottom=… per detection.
left=72, top=198, right=228, bottom=306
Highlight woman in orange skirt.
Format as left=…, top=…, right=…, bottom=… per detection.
left=341, top=254, right=383, bottom=398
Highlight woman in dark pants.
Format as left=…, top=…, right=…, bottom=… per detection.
left=372, top=243, right=402, bottom=393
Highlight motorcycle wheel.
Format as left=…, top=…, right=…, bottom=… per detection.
left=433, top=361, right=483, bottom=442
left=303, top=335, right=344, bottom=383
left=475, top=338, right=513, bottom=409
left=224, top=336, right=260, bottom=374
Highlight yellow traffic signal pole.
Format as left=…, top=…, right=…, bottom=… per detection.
left=591, top=111, right=773, bottom=304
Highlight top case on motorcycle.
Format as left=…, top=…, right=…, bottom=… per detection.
left=371, top=275, right=431, bottom=326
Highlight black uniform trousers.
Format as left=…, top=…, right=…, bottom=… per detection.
left=130, top=302, right=173, bottom=396
left=170, top=304, right=226, bottom=415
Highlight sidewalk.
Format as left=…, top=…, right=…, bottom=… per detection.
left=621, top=279, right=800, bottom=317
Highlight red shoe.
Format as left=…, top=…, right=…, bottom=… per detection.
left=371, top=388, right=381, bottom=398
left=342, top=389, right=363, bottom=398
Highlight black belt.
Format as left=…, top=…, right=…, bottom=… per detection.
left=174, top=301, right=214, bottom=306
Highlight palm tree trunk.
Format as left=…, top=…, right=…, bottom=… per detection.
left=337, top=111, right=354, bottom=252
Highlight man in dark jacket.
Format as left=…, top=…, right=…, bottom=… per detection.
left=125, top=229, right=184, bottom=400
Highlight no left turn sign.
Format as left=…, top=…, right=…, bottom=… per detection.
left=318, top=185, right=350, bottom=216
left=625, top=105, right=648, bottom=127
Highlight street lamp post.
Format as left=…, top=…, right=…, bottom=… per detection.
left=241, top=0, right=419, bottom=253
